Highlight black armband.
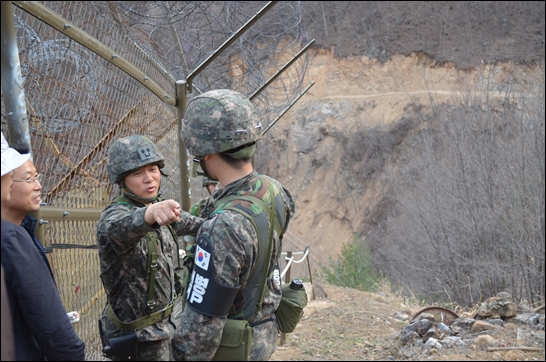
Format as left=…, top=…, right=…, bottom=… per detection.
left=186, top=234, right=239, bottom=317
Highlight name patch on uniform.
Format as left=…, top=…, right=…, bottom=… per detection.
left=195, top=245, right=211, bottom=271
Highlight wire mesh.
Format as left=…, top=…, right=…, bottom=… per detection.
left=2, top=1, right=309, bottom=360
left=111, top=1, right=309, bottom=129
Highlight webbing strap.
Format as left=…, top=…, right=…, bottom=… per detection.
left=218, top=194, right=282, bottom=237
left=180, top=250, right=195, bottom=305
left=107, top=299, right=175, bottom=331
left=256, top=187, right=276, bottom=316
left=167, top=224, right=181, bottom=268
left=219, top=206, right=263, bottom=299
left=215, top=182, right=278, bottom=320
left=145, top=233, right=158, bottom=310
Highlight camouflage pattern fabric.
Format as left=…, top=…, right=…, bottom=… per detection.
left=135, top=339, right=171, bottom=361
left=189, top=197, right=211, bottom=218
left=172, top=171, right=295, bottom=361
left=96, top=198, right=203, bottom=361
left=181, top=89, right=262, bottom=157
left=186, top=197, right=211, bottom=249
left=107, top=135, right=165, bottom=184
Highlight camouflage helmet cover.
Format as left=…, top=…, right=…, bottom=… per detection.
left=106, top=135, right=165, bottom=184
left=180, top=89, right=262, bottom=157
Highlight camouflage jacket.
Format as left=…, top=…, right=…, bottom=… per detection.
left=96, top=197, right=203, bottom=342
left=173, top=171, right=295, bottom=361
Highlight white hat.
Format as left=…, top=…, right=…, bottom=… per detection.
left=1, top=132, right=30, bottom=176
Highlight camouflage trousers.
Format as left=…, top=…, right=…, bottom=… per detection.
left=110, top=338, right=171, bottom=361
left=248, top=319, right=278, bottom=361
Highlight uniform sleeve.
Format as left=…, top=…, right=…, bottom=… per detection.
left=189, top=202, right=200, bottom=216
left=2, top=226, right=85, bottom=361
left=172, top=213, right=257, bottom=361
left=1, top=265, right=15, bottom=361
left=97, top=203, right=158, bottom=254
left=172, top=210, right=205, bottom=236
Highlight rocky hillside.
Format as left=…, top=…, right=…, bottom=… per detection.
left=257, top=47, right=544, bottom=276
left=255, top=1, right=545, bottom=302
left=270, top=284, right=545, bottom=361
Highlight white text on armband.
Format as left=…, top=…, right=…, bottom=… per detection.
left=187, top=271, right=210, bottom=304
left=273, top=267, right=280, bottom=285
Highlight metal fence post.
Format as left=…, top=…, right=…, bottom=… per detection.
left=280, top=250, right=292, bottom=346
left=306, top=251, right=316, bottom=300
left=284, top=251, right=292, bottom=284
left=176, top=80, right=191, bottom=213
left=1, top=1, right=32, bottom=155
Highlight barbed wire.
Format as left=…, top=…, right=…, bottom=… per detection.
left=106, top=1, right=309, bottom=128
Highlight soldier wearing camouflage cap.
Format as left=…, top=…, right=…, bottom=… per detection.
left=96, top=135, right=203, bottom=361
left=173, top=90, right=295, bottom=361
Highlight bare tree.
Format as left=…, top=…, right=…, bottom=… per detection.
left=375, top=64, right=545, bottom=305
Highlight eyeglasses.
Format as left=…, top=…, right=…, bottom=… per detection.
left=12, top=173, right=42, bottom=184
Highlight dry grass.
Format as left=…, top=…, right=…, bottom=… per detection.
left=271, top=281, right=546, bottom=361
left=272, top=281, right=415, bottom=361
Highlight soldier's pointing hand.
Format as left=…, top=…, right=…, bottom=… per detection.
left=144, top=199, right=181, bottom=226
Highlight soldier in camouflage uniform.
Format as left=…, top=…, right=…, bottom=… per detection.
left=172, top=89, right=295, bottom=361
left=184, top=178, right=218, bottom=248
left=97, top=135, right=203, bottom=361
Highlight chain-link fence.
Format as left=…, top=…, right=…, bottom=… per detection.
left=1, top=1, right=310, bottom=359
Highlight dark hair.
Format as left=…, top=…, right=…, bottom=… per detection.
left=218, top=152, right=250, bottom=169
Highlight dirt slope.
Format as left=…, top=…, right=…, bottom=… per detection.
left=270, top=285, right=545, bottom=361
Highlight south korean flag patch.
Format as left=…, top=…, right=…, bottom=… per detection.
left=195, top=245, right=211, bottom=271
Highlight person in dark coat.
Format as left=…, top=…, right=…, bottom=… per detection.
left=1, top=131, right=29, bottom=362
left=1, top=265, right=15, bottom=361
left=2, top=158, right=54, bottom=281
left=1, top=132, right=85, bottom=361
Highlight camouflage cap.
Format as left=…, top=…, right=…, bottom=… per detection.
left=180, top=89, right=262, bottom=157
left=106, top=135, right=165, bottom=184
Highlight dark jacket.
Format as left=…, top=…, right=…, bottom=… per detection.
left=21, top=215, right=55, bottom=281
left=1, top=219, right=86, bottom=361
left=1, top=265, right=15, bottom=361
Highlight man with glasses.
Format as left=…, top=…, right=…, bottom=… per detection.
left=1, top=131, right=29, bottom=362
left=1, top=148, right=86, bottom=360
left=1, top=161, right=52, bottom=275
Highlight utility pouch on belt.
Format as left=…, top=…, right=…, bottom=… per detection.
left=275, top=281, right=308, bottom=333
left=99, top=319, right=139, bottom=361
left=212, top=319, right=253, bottom=361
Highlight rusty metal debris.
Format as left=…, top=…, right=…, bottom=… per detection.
left=410, top=306, right=459, bottom=326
